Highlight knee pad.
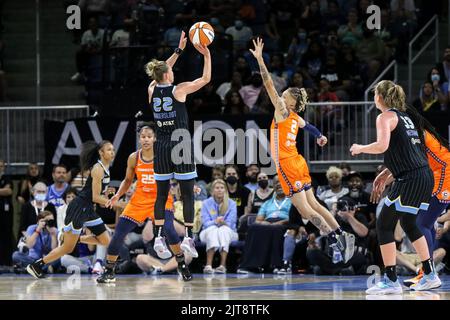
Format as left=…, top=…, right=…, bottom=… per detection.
left=400, top=214, right=423, bottom=243
left=376, top=205, right=399, bottom=245
left=163, top=211, right=181, bottom=245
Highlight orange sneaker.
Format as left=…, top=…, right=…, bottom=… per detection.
left=403, top=268, right=424, bottom=287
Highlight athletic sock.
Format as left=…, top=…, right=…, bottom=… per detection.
left=186, top=226, right=193, bottom=238
left=422, top=258, right=434, bottom=275
left=156, top=226, right=163, bottom=238
left=385, top=265, right=397, bottom=282
left=328, top=231, right=338, bottom=246
left=334, top=227, right=343, bottom=235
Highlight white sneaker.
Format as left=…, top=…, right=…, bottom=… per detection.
left=215, top=265, right=227, bottom=274
left=180, top=237, right=198, bottom=258
left=203, top=265, right=214, bottom=274
left=150, top=266, right=163, bottom=275
left=92, top=261, right=104, bottom=275
left=411, top=272, right=442, bottom=291
left=366, top=275, right=403, bottom=295
left=153, top=236, right=172, bottom=259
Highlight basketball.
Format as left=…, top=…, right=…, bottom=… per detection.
left=189, top=21, right=215, bottom=46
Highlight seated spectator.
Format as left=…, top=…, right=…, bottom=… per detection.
left=286, top=28, right=309, bottom=68
left=206, top=165, right=225, bottom=196
left=300, top=41, right=325, bottom=83
left=163, top=14, right=184, bottom=49
left=109, top=18, right=134, bottom=48
left=56, top=187, right=78, bottom=231
left=238, top=176, right=292, bottom=273
left=170, top=179, right=203, bottom=237
left=47, top=164, right=69, bottom=208
left=337, top=8, right=362, bottom=48
left=412, top=81, right=443, bottom=114
left=235, top=56, right=252, bottom=84
left=317, top=166, right=349, bottom=211
left=269, top=1, right=299, bottom=51
left=318, top=78, right=342, bottom=133
left=190, top=82, right=223, bottom=115
left=269, top=53, right=291, bottom=86
left=239, top=73, right=263, bottom=110
left=355, top=26, right=386, bottom=84
left=216, top=71, right=243, bottom=103
left=136, top=215, right=192, bottom=274
left=224, top=165, right=251, bottom=219
left=307, top=196, right=369, bottom=275
left=13, top=211, right=59, bottom=272
left=200, top=179, right=238, bottom=274
left=435, top=46, right=450, bottom=85
left=244, top=164, right=260, bottom=192
left=320, top=52, right=348, bottom=100
left=60, top=230, right=96, bottom=274
left=250, top=88, right=272, bottom=114
left=225, top=19, right=253, bottom=55
left=223, top=89, right=250, bottom=115
left=17, top=163, right=42, bottom=204
left=338, top=171, right=376, bottom=229
left=209, top=17, right=224, bottom=34
left=426, top=67, right=449, bottom=111
left=322, top=0, right=344, bottom=32
left=239, top=172, right=274, bottom=238
left=275, top=205, right=319, bottom=274
left=19, top=182, right=57, bottom=237
left=288, top=71, right=305, bottom=90
left=299, top=0, right=322, bottom=36
left=71, top=17, right=105, bottom=82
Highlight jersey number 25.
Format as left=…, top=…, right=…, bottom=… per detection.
left=141, top=174, right=155, bottom=184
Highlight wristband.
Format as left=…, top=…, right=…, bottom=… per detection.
left=304, top=122, right=323, bottom=138
left=174, top=47, right=183, bottom=55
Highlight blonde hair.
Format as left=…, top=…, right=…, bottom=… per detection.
left=326, top=166, right=343, bottom=180
left=144, top=59, right=169, bottom=82
left=374, top=80, right=406, bottom=111
left=289, top=87, right=309, bottom=112
left=211, top=179, right=229, bottom=215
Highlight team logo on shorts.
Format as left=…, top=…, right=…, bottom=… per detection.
left=442, top=190, right=449, bottom=200
left=286, top=141, right=291, bottom=147
left=157, top=121, right=162, bottom=127
left=295, top=181, right=303, bottom=189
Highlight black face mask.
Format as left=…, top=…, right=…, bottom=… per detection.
left=226, top=176, right=238, bottom=185
left=258, top=180, right=269, bottom=189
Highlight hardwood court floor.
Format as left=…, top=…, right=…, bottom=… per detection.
left=1, top=274, right=449, bottom=300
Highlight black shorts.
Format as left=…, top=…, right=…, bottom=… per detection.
left=63, top=197, right=106, bottom=236
left=384, top=166, right=434, bottom=215
left=154, top=138, right=197, bottom=181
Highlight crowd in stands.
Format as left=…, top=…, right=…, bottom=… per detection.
left=64, top=0, right=446, bottom=116
left=1, top=159, right=449, bottom=278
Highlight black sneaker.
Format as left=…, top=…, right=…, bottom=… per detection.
left=177, top=261, right=193, bottom=282
left=96, top=268, right=116, bottom=284
left=26, top=261, right=46, bottom=279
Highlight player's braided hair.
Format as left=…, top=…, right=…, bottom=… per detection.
left=289, top=87, right=309, bottom=112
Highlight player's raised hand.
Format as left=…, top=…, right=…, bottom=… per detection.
left=317, top=135, right=328, bottom=147
left=194, top=43, right=210, bottom=56
left=178, top=31, right=187, bottom=50
left=249, top=37, right=264, bottom=60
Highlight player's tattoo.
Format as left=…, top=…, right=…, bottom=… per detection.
left=259, top=64, right=270, bottom=83
left=310, top=216, right=329, bottom=233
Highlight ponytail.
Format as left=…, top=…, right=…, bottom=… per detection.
left=80, top=140, right=111, bottom=172
left=144, top=59, right=168, bottom=82
left=375, top=80, right=406, bottom=111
